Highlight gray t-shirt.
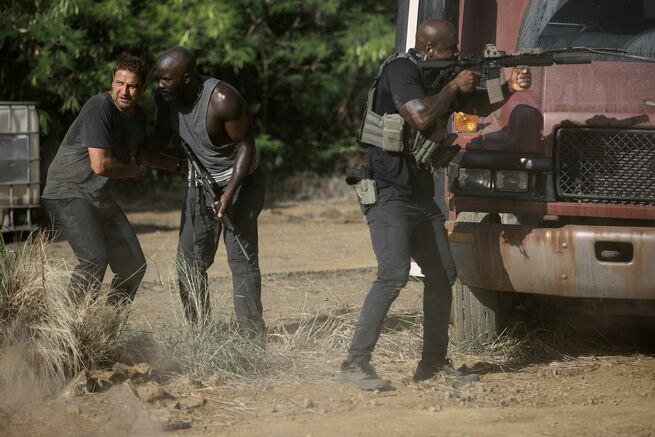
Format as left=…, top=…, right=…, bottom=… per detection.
left=42, top=93, right=147, bottom=207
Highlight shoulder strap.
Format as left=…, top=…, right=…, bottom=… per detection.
left=365, top=51, right=422, bottom=112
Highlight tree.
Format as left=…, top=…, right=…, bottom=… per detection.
left=0, top=0, right=396, bottom=178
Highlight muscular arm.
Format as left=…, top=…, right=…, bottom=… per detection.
left=88, top=147, right=146, bottom=179
left=207, top=83, right=256, bottom=217
left=399, top=67, right=531, bottom=127
left=398, top=69, right=481, bottom=131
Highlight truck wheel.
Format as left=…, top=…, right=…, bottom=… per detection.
left=453, top=281, right=509, bottom=344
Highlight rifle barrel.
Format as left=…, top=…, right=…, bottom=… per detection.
left=421, top=51, right=592, bottom=70
left=551, top=52, right=593, bottom=64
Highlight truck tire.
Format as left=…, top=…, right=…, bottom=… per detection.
left=452, top=211, right=514, bottom=344
left=453, top=281, right=508, bottom=344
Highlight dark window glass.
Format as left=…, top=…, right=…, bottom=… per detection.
left=519, top=0, right=655, bottom=57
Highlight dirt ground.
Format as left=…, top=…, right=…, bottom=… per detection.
left=2, top=197, right=655, bottom=437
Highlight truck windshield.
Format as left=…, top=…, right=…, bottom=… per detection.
left=517, top=0, right=655, bottom=57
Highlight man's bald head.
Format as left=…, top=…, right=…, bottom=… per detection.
left=415, top=19, right=459, bottom=61
left=155, top=47, right=200, bottom=104
left=156, top=46, right=197, bottom=75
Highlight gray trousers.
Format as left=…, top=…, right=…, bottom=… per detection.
left=42, top=197, right=146, bottom=304
left=348, top=186, right=452, bottom=364
left=176, top=169, right=265, bottom=330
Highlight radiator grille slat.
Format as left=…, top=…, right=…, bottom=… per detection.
left=556, top=128, right=655, bottom=205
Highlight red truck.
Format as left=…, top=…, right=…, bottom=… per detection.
left=396, top=0, right=655, bottom=342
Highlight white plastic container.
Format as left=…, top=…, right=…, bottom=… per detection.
left=0, top=102, right=40, bottom=234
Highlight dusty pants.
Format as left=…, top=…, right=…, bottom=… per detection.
left=176, top=169, right=265, bottom=330
left=42, top=197, right=146, bottom=304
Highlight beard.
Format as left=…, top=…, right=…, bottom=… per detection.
left=157, top=90, right=176, bottom=102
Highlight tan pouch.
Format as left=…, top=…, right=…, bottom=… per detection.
left=382, top=113, right=406, bottom=152
left=356, top=179, right=377, bottom=205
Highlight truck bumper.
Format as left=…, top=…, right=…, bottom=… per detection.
left=448, top=223, right=655, bottom=300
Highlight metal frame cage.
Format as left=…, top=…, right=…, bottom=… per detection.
left=0, top=101, right=40, bottom=234
left=555, top=127, right=655, bottom=205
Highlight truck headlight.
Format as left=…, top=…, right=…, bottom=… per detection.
left=458, top=168, right=492, bottom=191
left=494, top=170, right=528, bottom=192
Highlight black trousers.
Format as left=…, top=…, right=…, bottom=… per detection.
left=176, top=169, right=265, bottom=330
left=42, top=197, right=146, bottom=304
left=348, top=186, right=452, bottom=364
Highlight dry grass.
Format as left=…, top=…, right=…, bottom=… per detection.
left=133, top=279, right=424, bottom=385
left=0, top=234, right=129, bottom=395
left=150, top=317, right=269, bottom=379
left=2, top=233, right=603, bottom=397
left=129, top=259, right=272, bottom=380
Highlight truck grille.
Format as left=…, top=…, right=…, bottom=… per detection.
left=556, top=127, right=655, bottom=205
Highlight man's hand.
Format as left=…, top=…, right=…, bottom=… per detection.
left=451, top=70, right=481, bottom=94
left=508, top=67, right=532, bottom=93
left=213, top=190, right=234, bottom=219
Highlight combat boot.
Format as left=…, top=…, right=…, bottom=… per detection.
left=413, top=359, right=479, bottom=384
left=340, top=357, right=392, bottom=391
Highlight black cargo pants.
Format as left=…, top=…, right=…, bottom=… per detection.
left=42, top=197, right=146, bottom=304
left=176, top=169, right=265, bottom=330
left=348, top=185, right=452, bottom=364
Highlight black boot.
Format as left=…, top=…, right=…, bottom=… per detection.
left=413, top=359, right=479, bottom=384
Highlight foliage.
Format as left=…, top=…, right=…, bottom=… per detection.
left=0, top=0, right=396, bottom=178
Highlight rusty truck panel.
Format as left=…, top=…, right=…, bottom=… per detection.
left=451, top=197, right=655, bottom=221
left=449, top=222, right=655, bottom=299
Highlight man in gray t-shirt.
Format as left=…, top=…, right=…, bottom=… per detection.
left=42, top=54, right=151, bottom=304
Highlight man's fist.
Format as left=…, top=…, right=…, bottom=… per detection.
left=508, top=67, right=532, bottom=92
left=452, top=69, right=481, bottom=94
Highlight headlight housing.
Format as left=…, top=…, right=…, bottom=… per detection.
left=458, top=168, right=492, bottom=191
left=456, top=168, right=529, bottom=193
left=494, top=170, right=529, bottom=192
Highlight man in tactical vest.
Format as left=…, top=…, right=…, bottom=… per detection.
left=341, top=19, right=532, bottom=390
left=147, top=47, right=265, bottom=333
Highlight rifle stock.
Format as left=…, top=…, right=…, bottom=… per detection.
left=180, top=141, right=251, bottom=262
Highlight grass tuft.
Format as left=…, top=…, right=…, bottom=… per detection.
left=0, top=234, right=128, bottom=395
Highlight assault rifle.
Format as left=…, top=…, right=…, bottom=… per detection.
left=181, top=141, right=251, bottom=262
left=421, top=44, right=595, bottom=104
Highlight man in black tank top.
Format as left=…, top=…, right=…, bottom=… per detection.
left=340, top=20, right=532, bottom=390
left=147, top=47, right=265, bottom=332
